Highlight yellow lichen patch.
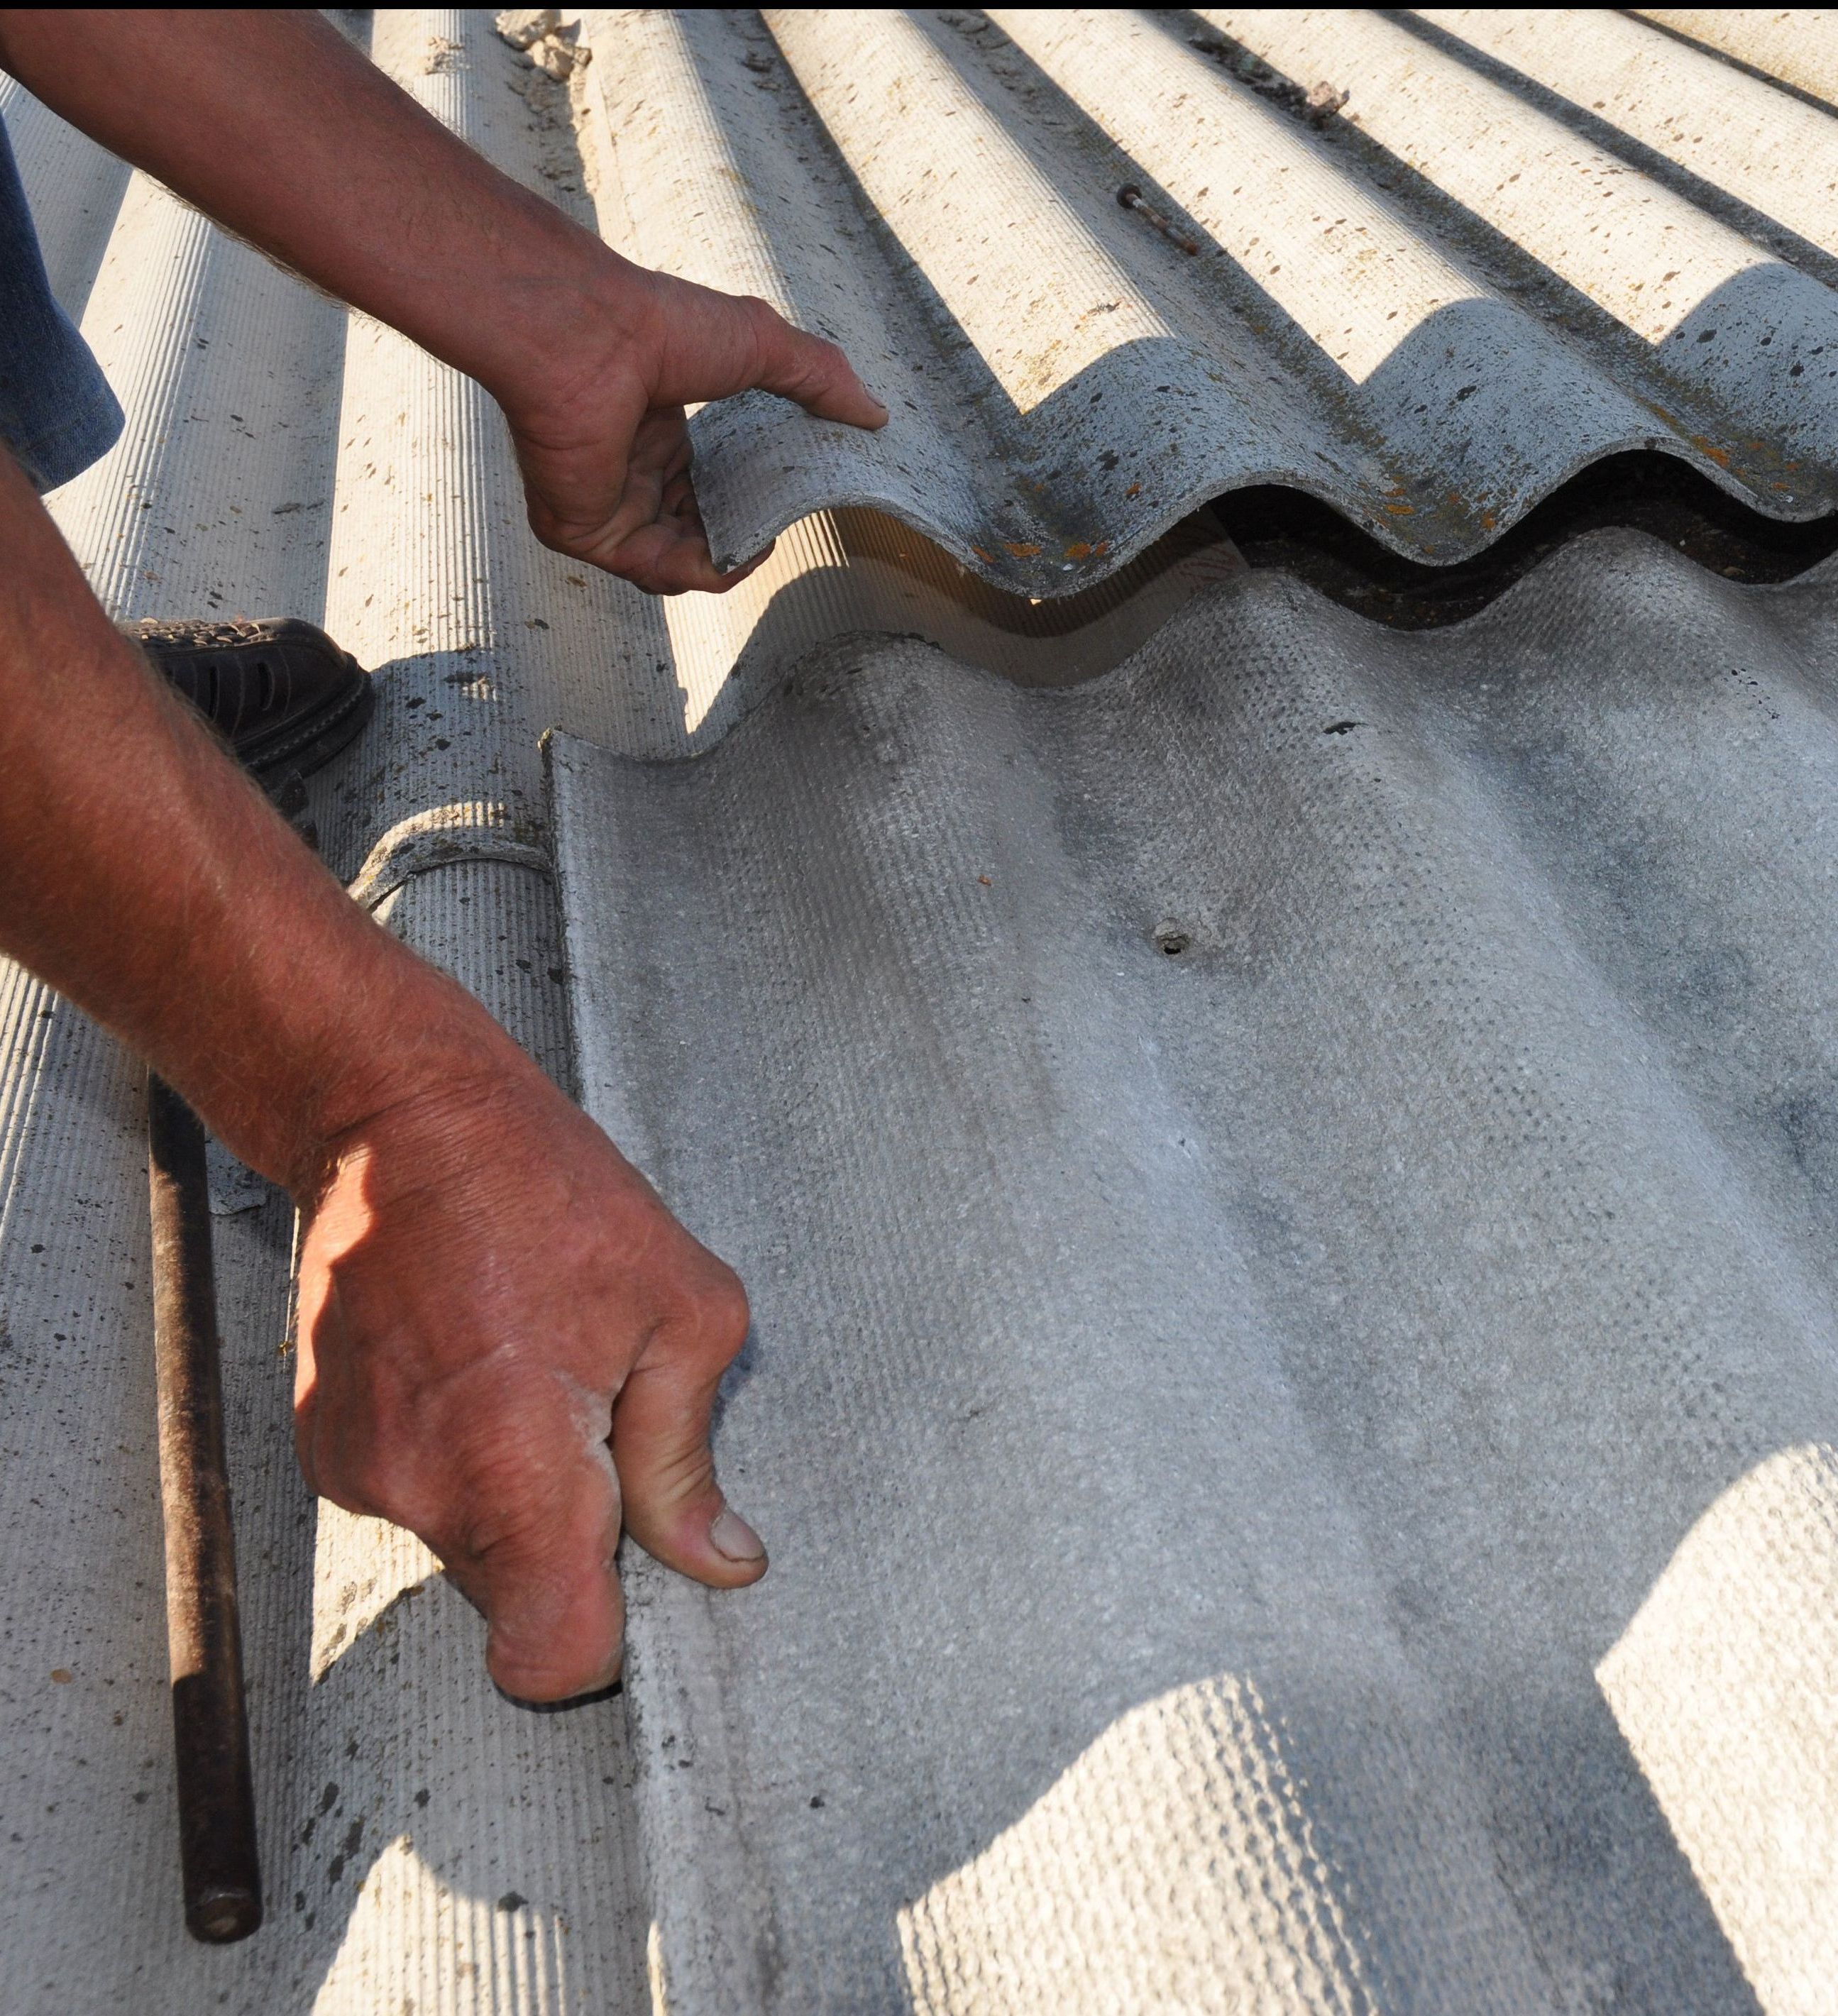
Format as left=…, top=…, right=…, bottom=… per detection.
left=1064, top=542, right=1093, bottom=561
left=1005, top=541, right=1044, bottom=559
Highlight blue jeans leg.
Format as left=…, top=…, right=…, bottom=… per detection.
left=0, top=103, right=123, bottom=492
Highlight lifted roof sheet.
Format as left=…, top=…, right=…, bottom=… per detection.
left=580, top=7, right=1838, bottom=593
left=1, top=9, right=1836, bottom=2013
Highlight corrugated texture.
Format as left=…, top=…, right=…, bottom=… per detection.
left=0, top=19, right=652, bottom=2014
left=3, top=7, right=1837, bottom=2011
left=554, top=531, right=1838, bottom=2015
left=0, top=15, right=1263, bottom=2009
left=1636, top=11, right=1838, bottom=109
left=578, top=6, right=1838, bottom=595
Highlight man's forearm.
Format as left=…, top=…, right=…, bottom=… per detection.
left=0, top=9, right=629, bottom=409
left=0, top=450, right=513, bottom=1196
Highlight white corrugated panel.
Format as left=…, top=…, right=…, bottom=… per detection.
left=580, top=6, right=1838, bottom=592
left=1, top=8, right=1835, bottom=2012
left=556, top=533, right=1838, bottom=2015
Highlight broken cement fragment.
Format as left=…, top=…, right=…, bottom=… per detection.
left=1303, top=79, right=1350, bottom=127
left=495, top=9, right=592, bottom=79
left=494, top=10, right=558, bottom=52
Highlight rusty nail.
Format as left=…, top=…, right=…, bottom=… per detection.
left=1116, top=184, right=1201, bottom=256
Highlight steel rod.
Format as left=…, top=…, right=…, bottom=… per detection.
left=146, top=1074, right=262, bottom=1943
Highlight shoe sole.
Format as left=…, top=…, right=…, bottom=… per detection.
left=239, top=656, right=376, bottom=783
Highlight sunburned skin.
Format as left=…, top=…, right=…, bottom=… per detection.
left=0, top=6, right=850, bottom=1699
left=285, top=1055, right=766, bottom=1698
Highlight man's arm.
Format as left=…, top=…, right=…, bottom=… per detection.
left=0, top=448, right=764, bottom=1702
left=0, top=8, right=886, bottom=592
left=0, top=7, right=890, bottom=1698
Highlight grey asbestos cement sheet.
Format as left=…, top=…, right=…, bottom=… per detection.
left=0, top=15, right=1257, bottom=2007
left=577, top=8, right=1838, bottom=595
left=1636, top=11, right=1838, bottom=111
left=553, top=530, right=1838, bottom=2015
left=0, top=16, right=650, bottom=2013
left=5, top=6, right=1838, bottom=2010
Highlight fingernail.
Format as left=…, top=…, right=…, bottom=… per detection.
left=710, top=1507, right=766, bottom=1563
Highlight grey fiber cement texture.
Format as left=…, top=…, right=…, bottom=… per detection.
left=582, top=7, right=1838, bottom=596
left=552, top=533, right=1838, bottom=2016
left=0, top=21, right=1258, bottom=2011
left=0, top=16, right=655, bottom=2016
left=0, top=6, right=1834, bottom=2015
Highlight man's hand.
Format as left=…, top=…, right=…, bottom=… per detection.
left=0, top=9, right=844, bottom=1693
left=0, top=450, right=768, bottom=1701
left=0, top=11, right=888, bottom=599
left=296, top=1041, right=762, bottom=1702
left=504, top=268, right=886, bottom=595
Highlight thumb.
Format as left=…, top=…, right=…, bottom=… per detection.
left=613, top=1331, right=767, bottom=1590
left=737, top=295, right=889, bottom=432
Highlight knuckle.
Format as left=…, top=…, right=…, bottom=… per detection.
left=431, top=1497, right=548, bottom=1582
left=449, top=1433, right=575, bottom=1546
left=690, top=1265, right=752, bottom=1354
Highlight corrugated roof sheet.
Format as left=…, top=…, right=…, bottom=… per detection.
left=1636, top=11, right=1838, bottom=112
left=581, top=7, right=1838, bottom=593
left=1, top=9, right=1835, bottom=2013
left=553, top=529, right=1838, bottom=2016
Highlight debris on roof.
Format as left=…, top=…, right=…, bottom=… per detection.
left=3, top=9, right=1837, bottom=2012
left=577, top=7, right=1838, bottom=593
left=495, top=8, right=589, bottom=79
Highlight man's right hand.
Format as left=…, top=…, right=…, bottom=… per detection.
left=1, top=447, right=768, bottom=1702
left=294, top=1026, right=765, bottom=1702
left=0, top=11, right=889, bottom=600
left=0, top=9, right=842, bottom=1700
left=498, top=266, right=887, bottom=597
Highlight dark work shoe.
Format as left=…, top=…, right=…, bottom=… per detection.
left=126, top=617, right=374, bottom=783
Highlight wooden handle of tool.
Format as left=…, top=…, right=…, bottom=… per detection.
left=147, top=1075, right=263, bottom=1943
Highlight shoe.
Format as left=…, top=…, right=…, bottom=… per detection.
left=126, top=617, right=374, bottom=783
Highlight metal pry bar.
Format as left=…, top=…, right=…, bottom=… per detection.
left=147, top=1074, right=262, bottom=1943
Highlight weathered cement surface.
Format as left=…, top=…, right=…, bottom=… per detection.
left=582, top=6, right=1838, bottom=593
left=4, top=6, right=1838, bottom=2009
left=555, top=534, right=1838, bottom=2015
